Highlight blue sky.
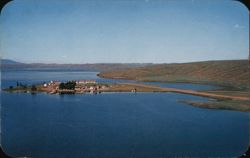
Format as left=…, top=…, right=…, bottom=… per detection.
left=0, top=0, right=249, bottom=63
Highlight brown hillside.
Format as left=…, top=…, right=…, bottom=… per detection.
left=99, top=60, right=250, bottom=88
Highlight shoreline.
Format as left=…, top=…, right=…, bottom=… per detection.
left=4, top=82, right=250, bottom=101
left=3, top=83, right=250, bottom=112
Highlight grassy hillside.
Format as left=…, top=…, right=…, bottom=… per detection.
left=98, top=60, right=250, bottom=89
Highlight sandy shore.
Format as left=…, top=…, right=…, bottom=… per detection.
left=120, top=83, right=250, bottom=101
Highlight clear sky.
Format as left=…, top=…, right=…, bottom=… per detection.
left=0, top=0, right=249, bottom=64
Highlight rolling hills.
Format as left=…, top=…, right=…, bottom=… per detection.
left=98, top=60, right=250, bottom=88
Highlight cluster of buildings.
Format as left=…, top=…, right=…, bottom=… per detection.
left=76, top=80, right=96, bottom=84
left=42, top=80, right=108, bottom=94
left=75, top=85, right=108, bottom=93
left=43, top=80, right=59, bottom=88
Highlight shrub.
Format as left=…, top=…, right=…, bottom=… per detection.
left=31, top=85, right=37, bottom=91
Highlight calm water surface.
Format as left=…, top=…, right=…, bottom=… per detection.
left=1, top=70, right=218, bottom=90
left=1, top=71, right=249, bottom=158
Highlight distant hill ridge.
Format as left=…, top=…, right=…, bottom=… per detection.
left=0, top=59, right=152, bottom=72
left=98, top=60, right=250, bottom=88
left=1, top=59, right=23, bottom=64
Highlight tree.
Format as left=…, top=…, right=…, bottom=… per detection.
left=59, top=81, right=76, bottom=90
left=21, top=84, right=27, bottom=89
left=59, top=83, right=65, bottom=89
left=31, top=85, right=37, bottom=91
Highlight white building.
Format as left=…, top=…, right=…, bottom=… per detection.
left=77, top=80, right=96, bottom=84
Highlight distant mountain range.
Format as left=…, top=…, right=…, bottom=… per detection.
left=0, top=59, right=152, bottom=72
left=1, top=59, right=23, bottom=64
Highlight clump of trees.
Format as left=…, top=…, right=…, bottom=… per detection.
left=16, top=81, right=27, bottom=89
left=59, top=81, right=76, bottom=90
left=31, top=85, right=37, bottom=91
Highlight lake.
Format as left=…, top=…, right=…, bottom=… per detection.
left=1, top=71, right=249, bottom=158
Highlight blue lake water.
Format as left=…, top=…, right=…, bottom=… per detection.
left=1, top=70, right=218, bottom=90
left=1, top=71, right=249, bottom=158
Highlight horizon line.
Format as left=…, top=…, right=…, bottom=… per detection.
left=1, top=58, right=248, bottom=65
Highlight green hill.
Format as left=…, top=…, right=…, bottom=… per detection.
left=98, top=60, right=250, bottom=89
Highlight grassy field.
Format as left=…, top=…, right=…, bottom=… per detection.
left=102, top=83, right=165, bottom=92
left=180, top=99, right=250, bottom=112
left=205, top=90, right=250, bottom=97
